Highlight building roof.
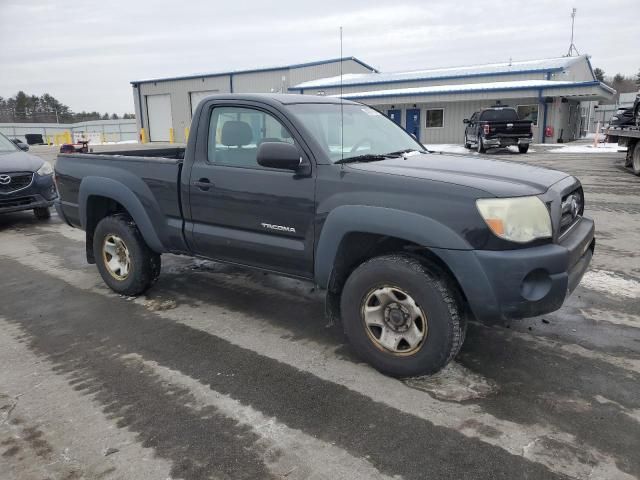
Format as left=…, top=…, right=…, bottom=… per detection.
left=292, top=55, right=589, bottom=90
left=131, top=57, right=378, bottom=85
left=333, top=79, right=615, bottom=100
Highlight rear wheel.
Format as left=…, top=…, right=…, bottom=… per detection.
left=33, top=207, right=51, bottom=220
left=93, top=214, right=161, bottom=296
left=340, top=254, right=466, bottom=377
left=518, top=144, right=529, bottom=154
left=477, top=136, right=486, bottom=153
left=632, top=143, right=640, bottom=176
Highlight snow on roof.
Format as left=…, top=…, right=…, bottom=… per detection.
left=293, top=56, right=586, bottom=89
left=333, top=79, right=604, bottom=100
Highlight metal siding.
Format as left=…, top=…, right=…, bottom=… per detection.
left=232, top=69, right=290, bottom=93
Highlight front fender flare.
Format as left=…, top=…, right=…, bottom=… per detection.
left=314, top=205, right=471, bottom=288
left=78, top=176, right=164, bottom=253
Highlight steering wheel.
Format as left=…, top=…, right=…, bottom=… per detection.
left=350, top=138, right=375, bottom=154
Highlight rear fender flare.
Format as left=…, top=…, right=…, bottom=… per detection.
left=78, top=176, right=164, bottom=253
left=314, top=205, right=471, bottom=288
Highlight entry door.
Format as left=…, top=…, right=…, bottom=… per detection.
left=187, top=104, right=316, bottom=278
left=146, top=94, right=172, bottom=142
left=387, top=109, right=401, bottom=125
left=406, top=109, right=421, bottom=140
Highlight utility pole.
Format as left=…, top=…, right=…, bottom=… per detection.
left=566, top=8, right=580, bottom=57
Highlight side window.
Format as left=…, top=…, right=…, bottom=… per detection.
left=469, top=112, right=478, bottom=123
left=207, top=106, right=294, bottom=167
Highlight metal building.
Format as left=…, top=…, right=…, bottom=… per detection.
left=131, top=57, right=377, bottom=143
left=290, top=55, right=615, bottom=144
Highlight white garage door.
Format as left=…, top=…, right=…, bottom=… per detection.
left=146, top=94, right=172, bottom=142
left=190, top=90, right=220, bottom=116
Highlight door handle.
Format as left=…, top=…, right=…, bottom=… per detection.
left=193, top=178, right=212, bottom=191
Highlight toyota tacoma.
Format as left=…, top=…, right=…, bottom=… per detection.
left=54, top=94, right=594, bottom=377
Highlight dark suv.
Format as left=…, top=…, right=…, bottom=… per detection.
left=0, top=132, right=57, bottom=219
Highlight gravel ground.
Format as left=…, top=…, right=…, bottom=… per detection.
left=1, top=143, right=639, bottom=480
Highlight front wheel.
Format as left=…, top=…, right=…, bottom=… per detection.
left=93, top=214, right=161, bottom=296
left=518, top=144, right=529, bottom=154
left=464, top=134, right=471, bottom=149
left=33, top=207, right=51, bottom=220
left=340, top=254, right=466, bottom=377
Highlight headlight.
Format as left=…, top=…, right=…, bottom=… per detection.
left=476, top=196, right=552, bottom=243
left=36, top=162, right=54, bottom=176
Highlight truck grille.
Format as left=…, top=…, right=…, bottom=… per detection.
left=559, top=187, right=584, bottom=236
left=0, top=172, right=33, bottom=194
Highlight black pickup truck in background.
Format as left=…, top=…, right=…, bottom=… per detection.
left=54, top=94, right=595, bottom=377
left=464, top=106, right=533, bottom=153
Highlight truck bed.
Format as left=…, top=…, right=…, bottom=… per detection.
left=54, top=149, right=186, bottom=252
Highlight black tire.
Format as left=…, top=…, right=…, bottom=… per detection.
left=340, top=254, right=466, bottom=377
left=93, top=214, right=161, bottom=296
left=477, top=136, right=486, bottom=153
left=33, top=207, right=51, bottom=220
left=518, top=144, right=529, bottom=154
left=464, top=134, right=471, bottom=149
left=632, top=143, right=640, bottom=176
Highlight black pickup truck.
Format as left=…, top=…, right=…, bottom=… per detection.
left=54, top=94, right=594, bottom=377
left=464, top=106, right=533, bottom=153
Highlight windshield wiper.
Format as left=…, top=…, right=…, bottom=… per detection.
left=334, top=154, right=391, bottom=165
left=384, top=148, right=427, bottom=157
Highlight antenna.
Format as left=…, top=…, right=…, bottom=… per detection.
left=340, top=26, right=344, bottom=162
left=566, top=8, right=580, bottom=56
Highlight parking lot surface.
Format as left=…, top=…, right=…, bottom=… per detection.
left=1, top=144, right=639, bottom=480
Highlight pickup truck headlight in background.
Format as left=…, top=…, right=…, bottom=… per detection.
left=476, top=196, right=552, bottom=243
left=36, top=162, right=54, bottom=176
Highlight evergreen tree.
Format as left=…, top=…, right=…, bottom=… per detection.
left=593, top=68, right=605, bottom=82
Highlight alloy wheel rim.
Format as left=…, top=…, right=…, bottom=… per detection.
left=361, top=286, right=427, bottom=356
left=103, top=234, right=131, bottom=280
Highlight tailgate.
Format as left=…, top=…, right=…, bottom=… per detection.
left=486, top=121, right=531, bottom=136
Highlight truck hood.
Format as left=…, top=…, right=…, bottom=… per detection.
left=0, top=150, right=45, bottom=173
left=346, top=153, right=569, bottom=197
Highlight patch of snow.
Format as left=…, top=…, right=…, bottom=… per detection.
left=426, top=144, right=535, bottom=155
left=580, top=270, right=640, bottom=299
left=404, top=362, right=498, bottom=401
left=426, top=144, right=476, bottom=155
left=547, top=143, right=626, bottom=153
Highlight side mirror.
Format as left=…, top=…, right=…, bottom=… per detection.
left=463, top=119, right=469, bottom=124
left=257, top=142, right=302, bottom=171
left=19, top=143, right=29, bottom=151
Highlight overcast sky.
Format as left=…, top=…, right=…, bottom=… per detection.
left=1, top=0, right=638, bottom=114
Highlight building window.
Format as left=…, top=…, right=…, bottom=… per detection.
left=517, top=105, right=539, bottom=126
left=425, top=108, right=444, bottom=128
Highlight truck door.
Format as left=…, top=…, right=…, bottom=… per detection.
left=185, top=103, right=316, bottom=279
left=467, top=112, right=478, bottom=142
left=405, top=109, right=421, bottom=140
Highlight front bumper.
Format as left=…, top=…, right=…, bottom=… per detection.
left=0, top=174, right=58, bottom=214
left=434, top=216, right=595, bottom=323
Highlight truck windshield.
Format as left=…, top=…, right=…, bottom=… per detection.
left=0, top=133, right=19, bottom=153
left=288, top=103, right=425, bottom=163
left=479, top=109, right=520, bottom=122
